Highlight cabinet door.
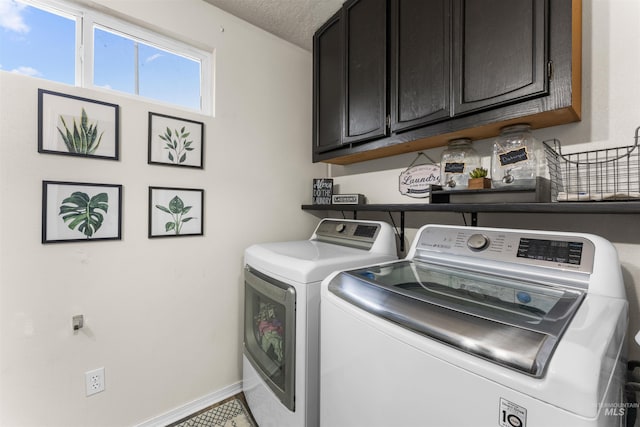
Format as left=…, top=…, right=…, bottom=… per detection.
left=452, top=0, right=549, bottom=116
left=313, top=11, right=343, bottom=154
left=391, top=0, right=450, bottom=133
left=343, top=0, right=388, bottom=144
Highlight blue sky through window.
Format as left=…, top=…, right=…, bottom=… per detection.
left=0, top=0, right=75, bottom=84
left=138, top=43, right=201, bottom=109
left=94, top=27, right=136, bottom=93
left=1, top=0, right=202, bottom=111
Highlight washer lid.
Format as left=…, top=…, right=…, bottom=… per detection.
left=245, top=240, right=397, bottom=283
left=329, top=260, right=585, bottom=376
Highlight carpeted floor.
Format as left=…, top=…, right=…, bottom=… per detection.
left=168, top=394, right=258, bottom=427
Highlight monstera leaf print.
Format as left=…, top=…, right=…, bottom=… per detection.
left=58, top=191, right=109, bottom=238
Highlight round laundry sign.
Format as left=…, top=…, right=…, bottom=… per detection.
left=399, top=164, right=441, bottom=198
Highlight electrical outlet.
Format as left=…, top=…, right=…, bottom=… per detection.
left=85, top=367, right=105, bottom=396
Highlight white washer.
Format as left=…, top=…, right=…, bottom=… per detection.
left=321, top=224, right=628, bottom=427
left=243, top=218, right=398, bottom=427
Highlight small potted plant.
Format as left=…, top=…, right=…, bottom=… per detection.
left=468, top=167, right=491, bottom=189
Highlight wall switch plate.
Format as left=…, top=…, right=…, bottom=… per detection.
left=85, top=367, right=105, bottom=396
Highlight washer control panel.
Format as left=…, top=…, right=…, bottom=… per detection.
left=517, top=238, right=584, bottom=266
left=416, top=226, right=595, bottom=274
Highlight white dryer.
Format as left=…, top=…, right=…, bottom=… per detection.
left=243, top=218, right=398, bottom=427
left=321, top=224, right=629, bottom=427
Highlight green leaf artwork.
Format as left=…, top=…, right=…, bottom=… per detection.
left=58, top=191, right=109, bottom=238
left=57, top=108, right=104, bottom=154
left=158, top=126, right=194, bottom=164
left=155, top=195, right=195, bottom=235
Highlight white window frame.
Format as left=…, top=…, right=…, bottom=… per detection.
left=17, top=0, right=213, bottom=115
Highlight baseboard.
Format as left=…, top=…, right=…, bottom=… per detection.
left=135, top=381, right=243, bottom=427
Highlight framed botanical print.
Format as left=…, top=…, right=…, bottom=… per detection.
left=38, top=89, right=119, bottom=160
left=42, top=181, right=122, bottom=243
left=148, top=112, right=204, bottom=168
left=149, top=186, right=204, bottom=238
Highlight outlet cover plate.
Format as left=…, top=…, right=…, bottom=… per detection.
left=85, top=367, right=105, bottom=396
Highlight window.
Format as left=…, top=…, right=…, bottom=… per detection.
left=0, top=1, right=77, bottom=84
left=92, top=25, right=204, bottom=110
left=0, top=0, right=212, bottom=113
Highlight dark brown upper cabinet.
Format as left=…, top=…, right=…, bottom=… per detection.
left=312, top=0, right=387, bottom=154
left=313, top=0, right=581, bottom=165
left=313, top=10, right=343, bottom=154
left=452, top=0, right=548, bottom=115
left=343, top=0, right=389, bottom=144
left=391, top=0, right=450, bottom=133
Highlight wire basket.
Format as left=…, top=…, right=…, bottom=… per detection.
left=543, top=126, right=640, bottom=202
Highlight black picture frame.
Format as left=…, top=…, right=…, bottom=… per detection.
left=38, top=89, right=119, bottom=160
left=148, top=186, right=204, bottom=238
left=148, top=112, right=204, bottom=168
left=42, top=181, right=122, bottom=244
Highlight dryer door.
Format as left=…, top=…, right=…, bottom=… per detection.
left=244, top=266, right=296, bottom=410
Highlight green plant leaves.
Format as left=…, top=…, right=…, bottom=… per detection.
left=155, top=195, right=195, bottom=235
left=58, top=191, right=109, bottom=238
left=57, top=108, right=104, bottom=155
left=168, top=195, right=184, bottom=213
left=157, top=126, right=194, bottom=164
left=469, top=167, right=488, bottom=179
left=155, top=205, right=172, bottom=214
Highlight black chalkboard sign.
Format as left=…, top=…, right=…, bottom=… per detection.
left=312, top=179, right=333, bottom=204
left=499, top=148, right=529, bottom=166
left=444, top=162, right=465, bottom=173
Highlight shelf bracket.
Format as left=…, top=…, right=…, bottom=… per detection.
left=471, top=212, right=478, bottom=226
left=341, top=210, right=358, bottom=220
left=400, top=211, right=405, bottom=253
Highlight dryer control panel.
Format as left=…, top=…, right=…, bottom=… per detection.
left=313, top=219, right=382, bottom=250
left=415, top=226, right=595, bottom=274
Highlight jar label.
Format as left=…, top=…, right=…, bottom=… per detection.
left=499, top=148, right=529, bottom=166
left=444, top=162, right=465, bottom=173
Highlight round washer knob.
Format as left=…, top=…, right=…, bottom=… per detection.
left=467, top=233, right=489, bottom=250
left=335, top=223, right=346, bottom=233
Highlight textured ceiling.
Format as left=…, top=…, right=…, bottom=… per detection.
left=203, top=0, right=343, bottom=51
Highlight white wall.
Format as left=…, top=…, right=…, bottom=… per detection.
left=0, top=1, right=324, bottom=426
left=330, top=0, right=640, bottom=357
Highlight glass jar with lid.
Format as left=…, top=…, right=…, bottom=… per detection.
left=491, top=124, right=546, bottom=189
left=440, top=138, right=481, bottom=190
